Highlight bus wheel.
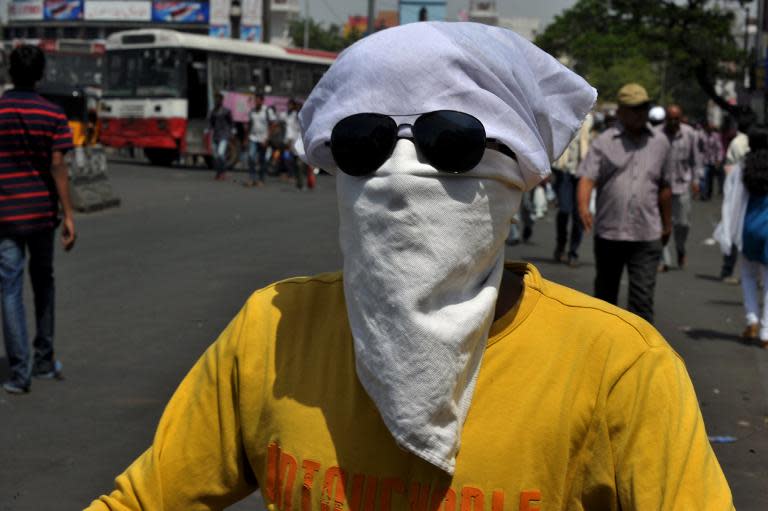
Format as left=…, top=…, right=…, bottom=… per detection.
left=203, top=155, right=214, bottom=169
left=226, top=138, right=241, bottom=170
left=144, top=148, right=179, bottom=167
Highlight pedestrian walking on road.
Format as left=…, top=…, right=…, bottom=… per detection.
left=0, top=45, right=76, bottom=395
left=281, top=98, right=304, bottom=190
left=86, top=26, right=732, bottom=510
left=715, top=127, right=768, bottom=348
left=658, top=105, right=702, bottom=271
left=552, top=113, right=591, bottom=266
left=207, top=92, right=233, bottom=181
left=244, top=93, right=278, bottom=187
left=577, top=83, right=673, bottom=323
left=700, top=122, right=724, bottom=201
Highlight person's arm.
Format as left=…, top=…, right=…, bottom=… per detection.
left=692, top=132, right=704, bottom=196
left=577, top=177, right=595, bottom=232
left=50, top=151, right=76, bottom=251
left=85, top=307, right=259, bottom=510
left=607, top=346, right=734, bottom=510
left=576, top=141, right=601, bottom=232
left=659, top=146, right=673, bottom=244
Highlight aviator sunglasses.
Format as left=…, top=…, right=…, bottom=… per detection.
left=326, top=110, right=516, bottom=176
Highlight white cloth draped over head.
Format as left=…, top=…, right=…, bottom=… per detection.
left=296, top=21, right=597, bottom=190
left=295, top=21, right=597, bottom=474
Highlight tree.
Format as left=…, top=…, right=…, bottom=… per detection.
left=288, top=18, right=364, bottom=52
left=535, top=0, right=750, bottom=120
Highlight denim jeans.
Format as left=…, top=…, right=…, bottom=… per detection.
left=248, top=141, right=267, bottom=183
left=553, top=170, right=583, bottom=258
left=213, top=139, right=228, bottom=176
left=0, top=229, right=55, bottom=386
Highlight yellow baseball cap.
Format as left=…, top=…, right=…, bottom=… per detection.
left=617, top=83, right=650, bottom=106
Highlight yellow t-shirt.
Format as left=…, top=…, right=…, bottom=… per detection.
left=86, top=263, right=733, bottom=511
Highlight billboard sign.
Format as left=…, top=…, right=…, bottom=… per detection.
left=209, top=0, right=229, bottom=25
left=44, top=0, right=83, bottom=20
left=85, top=1, right=152, bottom=21
left=240, top=25, right=262, bottom=42
left=152, top=1, right=209, bottom=23
left=209, top=25, right=231, bottom=38
left=398, top=0, right=445, bottom=25
left=9, top=0, right=44, bottom=20
left=241, top=0, right=262, bottom=41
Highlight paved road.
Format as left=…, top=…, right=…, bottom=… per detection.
left=0, top=160, right=765, bottom=510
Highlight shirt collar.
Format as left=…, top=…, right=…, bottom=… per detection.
left=2, top=88, right=40, bottom=99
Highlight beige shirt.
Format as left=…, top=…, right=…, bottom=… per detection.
left=579, top=124, right=672, bottom=241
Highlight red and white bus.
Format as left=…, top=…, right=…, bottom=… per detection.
left=100, top=29, right=336, bottom=166
left=1, top=38, right=105, bottom=91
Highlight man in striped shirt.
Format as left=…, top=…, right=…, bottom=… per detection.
left=1, top=45, right=76, bottom=394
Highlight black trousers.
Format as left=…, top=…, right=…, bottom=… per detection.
left=594, top=237, right=662, bottom=323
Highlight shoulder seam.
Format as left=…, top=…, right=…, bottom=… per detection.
left=251, top=273, right=343, bottom=296
left=535, top=287, right=655, bottom=348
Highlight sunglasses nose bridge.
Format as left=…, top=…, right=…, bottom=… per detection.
left=396, top=123, right=414, bottom=138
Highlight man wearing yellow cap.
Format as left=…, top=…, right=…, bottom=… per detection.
left=578, top=83, right=673, bottom=323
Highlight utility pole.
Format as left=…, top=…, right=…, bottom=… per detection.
left=303, top=0, right=309, bottom=48
left=367, top=0, right=375, bottom=35
left=262, top=0, right=271, bottom=43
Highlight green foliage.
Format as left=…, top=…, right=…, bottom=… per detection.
left=535, top=0, right=748, bottom=118
left=586, top=56, right=661, bottom=103
left=288, top=18, right=364, bottom=52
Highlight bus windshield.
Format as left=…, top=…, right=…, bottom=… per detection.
left=105, top=48, right=183, bottom=98
left=44, top=53, right=103, bottom=89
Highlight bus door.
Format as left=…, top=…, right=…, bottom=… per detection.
left=185, top=50, right=208, bottom=156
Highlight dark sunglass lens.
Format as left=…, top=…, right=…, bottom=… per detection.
left=330, top=114, right=397, bottom=176
left=413, top=111, right=486, bottom=173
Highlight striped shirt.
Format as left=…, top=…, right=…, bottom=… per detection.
left=0, top=89, right=72, bottom=235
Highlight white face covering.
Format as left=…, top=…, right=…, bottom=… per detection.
left=337, top=139, right=522, bottom=473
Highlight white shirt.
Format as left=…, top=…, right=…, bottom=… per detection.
left=248, top=106, right=276, bottom=143
left=283, top=110, right=300, bottom=144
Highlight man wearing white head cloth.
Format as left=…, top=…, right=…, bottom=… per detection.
left=86, top=22, right=733, bottom=511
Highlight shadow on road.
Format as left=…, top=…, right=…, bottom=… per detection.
left=683, top=328, right=748, bottom=345
left=695, top=273, right=724, bottom=282
left=706, top=299, right=743, bottom=307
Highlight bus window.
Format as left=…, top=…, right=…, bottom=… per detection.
left=210, top=54, right=231, bottom=92
left=136, top=48, right=182, bottom=96
left=271, top=64, right=286, bottom=95
left=232, top=61, right=250, bottom=91
left=105, top=48, right=183, bottom=98
left=295, top=67, right=312, bottom=96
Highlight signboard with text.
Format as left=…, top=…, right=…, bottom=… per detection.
left=44, top=0, right=83, bottom=20
left=85, top=0, right=152, bottom=21
left=241, top=0, right=262, bottom=41
left=240, top=25, right=262, bottom=42
left=209, top=25, right=231, bottom=38
left=9, top=0, right=44, bottom=20
left=209, top=0, right=229, bottom=25
left=152, top=1, right=209, bottom=23
left=398, top=0, right=445, bottom=25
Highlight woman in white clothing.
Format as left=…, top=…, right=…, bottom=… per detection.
left=715, top=128, right=768, bottom=347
